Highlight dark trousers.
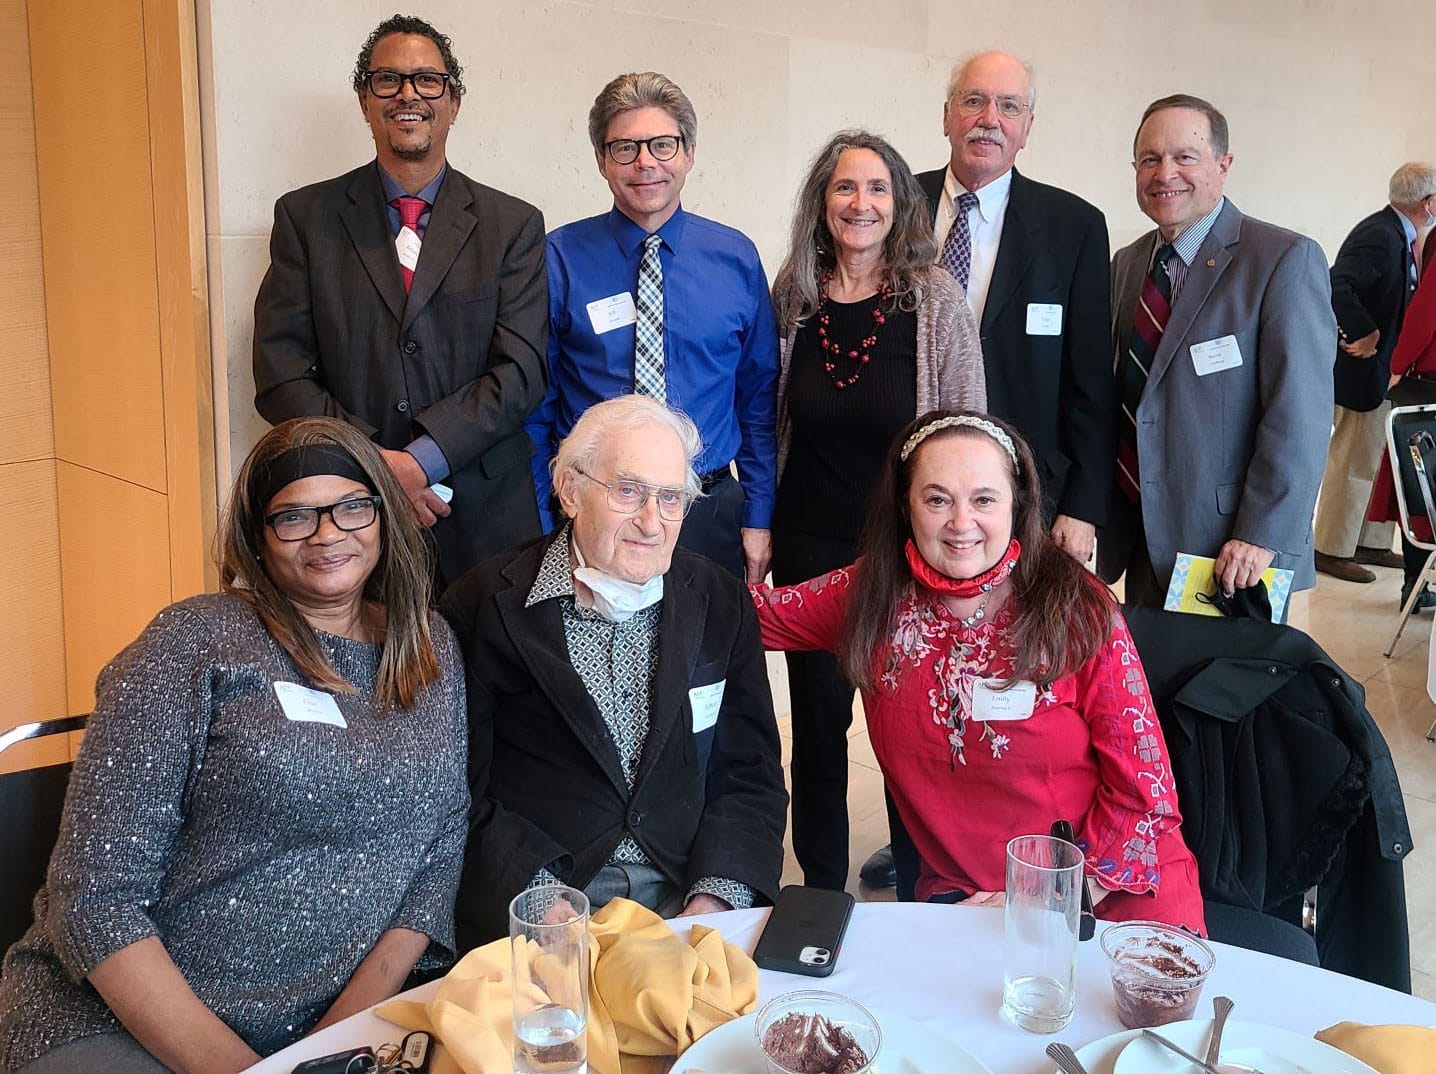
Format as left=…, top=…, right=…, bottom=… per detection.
left=1402, top=533, right=1429, bottom=593
left=678, top=470, right=746, bottom=580
left=772, top=528, right=866, bottom=890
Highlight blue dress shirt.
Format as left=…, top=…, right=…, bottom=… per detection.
left=379, top=164, right=451, bottom=483
left=526, top=206, right=780, bottom=530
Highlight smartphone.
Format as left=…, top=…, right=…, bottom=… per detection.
left=753, top=884, right=854, bottom=976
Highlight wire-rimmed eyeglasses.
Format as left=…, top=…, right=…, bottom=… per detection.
left=575, top=467, right=694, bottom=521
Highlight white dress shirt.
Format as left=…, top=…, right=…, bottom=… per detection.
left=933, top=166, right=1013, bottom=325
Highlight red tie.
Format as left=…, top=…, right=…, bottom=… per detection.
left=392, top=196, right=426, bottom=292
left=1116, top=244, right=1176, bottom=503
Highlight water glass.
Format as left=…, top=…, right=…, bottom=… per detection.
left=510, top=885, right=590, bottom=1073
left=1002, top=833, right=1084, bottom=1033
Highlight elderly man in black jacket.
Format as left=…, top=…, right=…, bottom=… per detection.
left=441, top=395, right=787, bottom=947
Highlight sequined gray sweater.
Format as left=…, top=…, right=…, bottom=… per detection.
left=0, top=593, right=469, bottom=1067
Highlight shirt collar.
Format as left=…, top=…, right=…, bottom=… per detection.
left=607, top=204, right=687, bottom=258
left=1391, top=204, right=1418, bottom=246
left=526, top=524, right=577, bottom=607
left=378, top=162, right=447, bottom=206
left=943, top=165, right=1013, bottom=224
left=1167, top=197, right=1226, bottom=266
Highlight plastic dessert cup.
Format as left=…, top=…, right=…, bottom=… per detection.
left=753, top=990, right=881, bottom=1074
left=1100, top=920, right=1216, bottom=1029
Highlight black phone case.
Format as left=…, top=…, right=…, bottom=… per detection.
left=753, top=884, right=855, bottom=977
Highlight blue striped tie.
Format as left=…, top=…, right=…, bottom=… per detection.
left=634, top=234, right=666, bottom=400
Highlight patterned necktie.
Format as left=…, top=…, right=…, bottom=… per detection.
left=1116, top=243, right=1177, bottom=504
left=938, top=191, right=981, bottom=289
left=391, top=195, right=427, bottom=293
left=633, top=233, right=666, bottom=399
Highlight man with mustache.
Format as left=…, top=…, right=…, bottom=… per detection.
left=1099, top=94, right=1334, bottom=614
left=526, top=72, right=779, bottom=585
left=253, top=14, right=547, bottom=587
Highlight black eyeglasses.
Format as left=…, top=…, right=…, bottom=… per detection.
left=363, top=69, right=453, bottom=100
left=264, top=496, right=383, bottom=541
left=602, top=135, right=685, bottom=165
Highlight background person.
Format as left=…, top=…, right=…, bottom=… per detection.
left=769, top=128, right=984, bottom=892
left=752, top=411, right=1204, bottom=929
left=0, top=418, right=469, bottom=1074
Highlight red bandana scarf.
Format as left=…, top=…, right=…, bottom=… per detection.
left=904, top=537, right=1021, bottom=597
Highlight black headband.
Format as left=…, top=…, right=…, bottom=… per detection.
left=254, top=444, right=374, bottom=512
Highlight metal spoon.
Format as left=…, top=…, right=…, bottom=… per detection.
left=1045, top=1042, right=1091, bottom=1074
left=1141, top=1028, right=1266, bottom=1074
left=1206, top=995, right=1235, bottom=1066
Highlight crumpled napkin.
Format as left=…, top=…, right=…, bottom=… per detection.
left=1316, top=1021, right=1436, bottom=1073
left=376, top=897, right=757, bottom=1074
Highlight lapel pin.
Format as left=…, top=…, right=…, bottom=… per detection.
left=1206, top=258, right=1216, bottom=267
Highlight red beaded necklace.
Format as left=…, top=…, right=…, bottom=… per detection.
left=815, top=272, right=894, bottom=389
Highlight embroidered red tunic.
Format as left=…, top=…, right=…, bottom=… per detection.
left=752, top=566, right=1206, bottom=932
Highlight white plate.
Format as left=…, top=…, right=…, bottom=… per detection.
left=676, top=1008, right=992, bottom=1074
left=1066, top=1019, right=1378, bottom=1074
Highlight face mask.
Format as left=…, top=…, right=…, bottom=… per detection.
left=571, top=540, right=664, bottom=622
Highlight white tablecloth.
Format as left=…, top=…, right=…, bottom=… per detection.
left=248, top=902, right=1436, bottom=1074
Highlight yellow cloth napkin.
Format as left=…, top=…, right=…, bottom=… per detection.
left=376, top=897, right=758, bottom=1074
left=1316, top=1021, right=1436, bottom=1073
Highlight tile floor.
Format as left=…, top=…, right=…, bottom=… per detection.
left=766, top=564, right=1436, bottom=1001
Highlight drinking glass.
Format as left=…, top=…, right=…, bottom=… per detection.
left=1002, top=833, right=1084, bottom=1032
left=510, top=885, right=590, bottom=1073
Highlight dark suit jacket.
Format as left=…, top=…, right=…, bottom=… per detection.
left=253, top=162, right=549, bottom=584
left=439, top=536, right=787, bottom=947
left=1330, top=205, right=1418, bottom=411
left=918, top=166, right=1116, bottom=524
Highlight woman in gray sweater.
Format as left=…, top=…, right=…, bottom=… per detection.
left=0, top=418, right=469, bottom=1073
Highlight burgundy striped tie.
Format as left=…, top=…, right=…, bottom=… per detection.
left=1116, top=244, right=1176, bottom=503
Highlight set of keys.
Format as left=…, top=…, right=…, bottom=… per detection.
left=291, top=1030, right=433, bottom=1074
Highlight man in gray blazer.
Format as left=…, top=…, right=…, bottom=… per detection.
left=1099, top=95, right=1334, bottom=610
left=253, top=15, right=547, bottom=587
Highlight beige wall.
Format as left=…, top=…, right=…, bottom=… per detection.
left=203, top=0, right=1436, bottom=476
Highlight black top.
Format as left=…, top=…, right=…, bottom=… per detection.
left=774, top=297, right=918, bottom=542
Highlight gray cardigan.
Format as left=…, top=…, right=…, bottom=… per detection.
left=775, top=266, right=987, bottom=480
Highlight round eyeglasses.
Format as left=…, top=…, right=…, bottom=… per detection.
left=602, top=135, right=685, bottom=165
left=363, top=69, right=453, bottom=100
left=575, top=467, right=694, bottom=521
left=264, top=496, right=382, bottom=542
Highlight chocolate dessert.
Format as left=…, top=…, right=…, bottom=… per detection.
left=760, top=1011, right=870, bottom=1074
left=1109, top=936, right=1207, bottom=1028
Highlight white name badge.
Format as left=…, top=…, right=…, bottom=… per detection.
left=1025, top=303, right=1063, bottom=336
left=273, top=681, right=348, bottom=729
left=395, top=226, right=422, bottom=272
left=689, top=679, right=725, bottom=733
left=971, top=678, right=1037, bottom=722
left=586, top=291, right=638, bottom=335
left=1190, top=335, right=1243, bottom=376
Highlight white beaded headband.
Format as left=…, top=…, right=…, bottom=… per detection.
left=899, top=415, right=1019, bottom=465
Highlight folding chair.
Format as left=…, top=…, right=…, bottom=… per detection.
left=1381, top=405, right=1436, bottom=740
left=0, top=714, right=87, bottom=956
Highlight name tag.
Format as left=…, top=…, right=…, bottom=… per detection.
left=1025, top=303, right=1063, bottom=336
left=429, top=482, right=453, bottom=504
left=273, top=681, right=348, bottom=729
left=1190, top=335, right=1243, bottom=376
left=586, top=291, right=638, bottom=335
left=395, top=226, right=422, bottom=272
left=689, top=679, right=725, bottom=733
left=971, top=678, right=1037, bottom=722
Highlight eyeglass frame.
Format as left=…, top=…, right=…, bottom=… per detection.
left=361, top=68, right=455, bottom=100
left=950, top=90, right=1032, bottom=120
left=573, top=466, right=695, bottom=520
left=263, top=495, right=384, bottom=542
left=601, top=134, right=687, bottom=165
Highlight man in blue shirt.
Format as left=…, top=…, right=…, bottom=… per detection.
left=526, top=71, right=779, bottom=582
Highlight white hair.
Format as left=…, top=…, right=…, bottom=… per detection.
left=1389, top=162, right=1436, bottom=207
left=552, top=395, right=704, bottom=509
left=945, top=50, right=1037, bottom=111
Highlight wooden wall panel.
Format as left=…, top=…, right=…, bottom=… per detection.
left=0, top=0, right=52, bottom=468
left=0, top=459, right=68, bottom=774
left=29, top=0, right=167, bottom=493
left=56, top=462, right=171, bottom=715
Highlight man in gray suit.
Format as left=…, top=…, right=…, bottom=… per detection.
left=253, top=14, right=547, bottom=587
left=1099, top=95, right=1334, bottom=610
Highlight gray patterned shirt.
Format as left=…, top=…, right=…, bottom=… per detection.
left=526, top=530, right=753, bottom=910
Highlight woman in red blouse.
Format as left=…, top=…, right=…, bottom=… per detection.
left=752, top=411, right=1205, bottom=930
